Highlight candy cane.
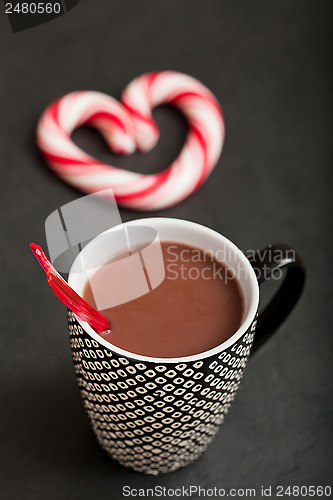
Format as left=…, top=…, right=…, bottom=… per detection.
left=37, top=71, right=225, bottom=210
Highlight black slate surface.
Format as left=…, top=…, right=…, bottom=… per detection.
left=0, top=1, right=332, bottom=499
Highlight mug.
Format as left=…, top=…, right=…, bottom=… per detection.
left=67, top=217, right=305, bottom=475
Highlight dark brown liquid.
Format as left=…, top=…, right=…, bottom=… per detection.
left=83, top=242, right=245, bottom=357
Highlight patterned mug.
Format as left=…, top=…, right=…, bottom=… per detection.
left=67, top=217, right=305, bottom=475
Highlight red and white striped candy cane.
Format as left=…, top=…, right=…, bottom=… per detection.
left=37, top=71, right=225, bottom=210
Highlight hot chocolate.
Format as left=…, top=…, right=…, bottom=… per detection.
left=82, top=242, right=245, bottom=357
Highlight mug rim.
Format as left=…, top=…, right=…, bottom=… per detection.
left=68, top=217, right=259, bottom=363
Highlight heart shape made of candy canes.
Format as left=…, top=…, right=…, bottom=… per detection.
left=37, top=71, right=225, bottom=210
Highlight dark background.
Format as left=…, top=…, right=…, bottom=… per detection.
left=0, top=1, right=332, bottom=498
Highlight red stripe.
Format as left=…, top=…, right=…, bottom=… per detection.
left=85, top=111, right=127, bottom=132
left=42, top=151, right=89, bottom=166
left=170, top=92, right=222, bottom=114
left=146, top=72, right=161, bottom=87
left=49, top=100, right=61, bottom=127
left=112, top=168, right=173, bottom=202
left=190, top=125, right=209, bottom=187
left=121, top=101, right=154, bottom=125
left=42, top=153, right=108, bottom=175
